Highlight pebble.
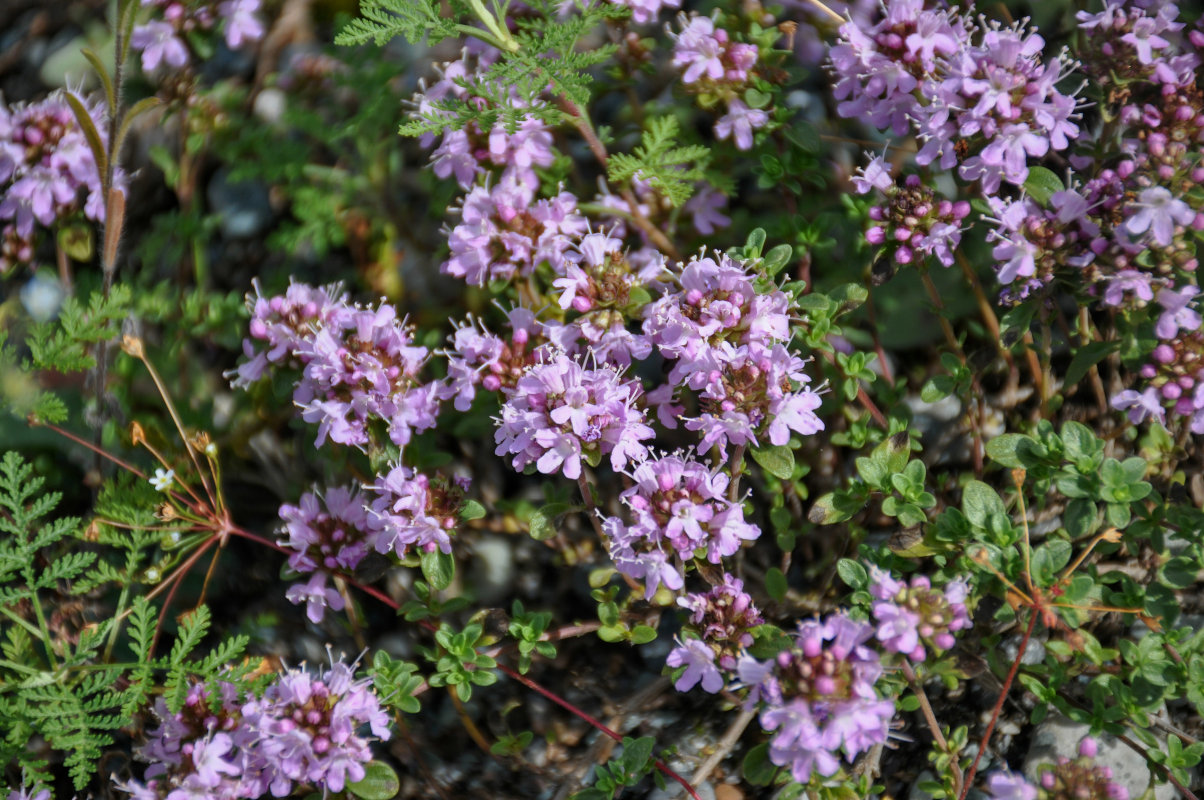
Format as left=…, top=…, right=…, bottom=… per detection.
left=20, top=272, right=65, bottom=322
left=1001, top=630, right=1046, bottom=667
left=468, top=535, right=514, bottom=605
left=207, top=167, right=273, bottom=239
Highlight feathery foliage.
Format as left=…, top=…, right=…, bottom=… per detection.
left=0, top=453, right=253, bottom=791
left=607, top=117, right=710, bottom=207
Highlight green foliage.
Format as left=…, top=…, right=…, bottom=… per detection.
left=508, top=600, right=556, bottom=674
left=336, top=0, right=462, bottom=47
left=810, top=433, right=934, bottom=529
left=607, top=117, right=709, bottom=207
left=571, top=736, right=661, bottom=800
left=371, top=651, right=424, bottom=715
left=422, top=622, right=498, bottom=701
left=0, top=454, right=251, bottom=791
left=347, top=760, right=402, bottom=800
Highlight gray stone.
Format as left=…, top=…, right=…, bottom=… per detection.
left=207, top=167, right=273, bottom=239
left=1001, top=630, right=1046, bottom=666
left=1024, top=715, right=1177, bottom=800
left=468, top=536, right=514, bottom=605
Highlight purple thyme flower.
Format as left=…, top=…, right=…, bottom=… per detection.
left=1155, top=285, right=1202, bottom=339
left=221, top=0, right=265, bottom=49
left=443, top=179, right=587, bottom=286
left=1103, top=270, right=1158, bottom=307
left=132, top=20, right=190, bottom=72
left=986, top=771, right=1038, bottom=800
left=241, top=659, right=391, bottom=796
left=279, top=485, right=373, bottom=574
left=714, top=100, right=768, bottom=150
left=366, top=465, right=468, bottom=557
left=1032, top=736, right=1130, bottom=800
left=677, top=573, right=764, bottom=670
left=607, top=0, right=681, bottom=25
left=278, top=485, right=372, bottom=622
left=740, top=613, right=895, bottom=782
left=683, top=185, right=731, bottom=235
left=229, top=279, right=348, bottom=388
left=666, top=637, right=724, bottom=693
left=493, top=350, right=653, bottom=480
left=0, top=90, right=112, bottom=270
left=6, top=787, right=50, bottom=800
left=293, top=302, right=447, bottom=449
left=286, top=573, right=346, bottom=624
left=869, top=568, right=971, bottom=661
left=1112, top=387, right=1167, bottom=426
left=671, top=15, right=758, bottom=86
left=445, top=306, right=548, bottom=410
left=1124, top=186, right=1196, bottom=247
left=604, top=453, right=760, bottom=597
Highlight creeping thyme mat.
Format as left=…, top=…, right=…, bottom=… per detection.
left=1, top=0, right=1204, bottom=798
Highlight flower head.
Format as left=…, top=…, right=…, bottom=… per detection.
left=493, top=350, right=653, bottom=480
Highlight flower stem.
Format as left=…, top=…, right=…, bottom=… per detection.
left=901, top=659, right=963, bottom=796
left=958, top=609, right=1038, bottom=800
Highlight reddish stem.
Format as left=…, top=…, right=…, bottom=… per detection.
left=500, top=662, right=703, bottom=800
left=958, top=609, right=1039, bottom=800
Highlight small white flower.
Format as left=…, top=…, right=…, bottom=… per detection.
left=151, top=468, right=175, bottom=492
left=204, top=442, right=217, bottom=457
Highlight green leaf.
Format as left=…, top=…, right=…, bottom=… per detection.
left=460, top=499, right=486, bottom=521
left=836, top=558, right=868, bottom=590
left=621, top=736, right=656, bottom=775
left=985, top=433, right=1035, bottom=469
left=742, top=742, right=776, bottom=786
left=348, top=761, right=401, bottom=800
left=1064, top=341, right=1119, bottom=389
left=529, top=502, right=575, bottom=541
left=420, top=549, right=455, bottom=591
left=761, top=244, right=793, bottom=275
left=1031, top=539, right=1073, bottom=587
left=765, top=567, right=788, bottom=601
left=63, top=92, right=107, bottom=184
left=1159, top=556, right=1198, bottom=590
left=1024, top=166, right=1065, bottom=205
left=751, top=444, right=794, bottom=480
left=962, top=481, right=1005, bottom=529
left=629, top=625, right=658, bottom=644
left=607, top=117, right=709, bottom=207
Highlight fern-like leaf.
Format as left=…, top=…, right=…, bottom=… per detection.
left=336, top=0, right=460, bottom=46
left=608, top=117, right=710, bottom=207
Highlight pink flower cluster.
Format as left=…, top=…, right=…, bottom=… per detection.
left=1112, top=284, right=1204, bottom=432
left=279, top=486, right=373, bottom=623
left=869, top=567, right=970, bottom=661
left=414, top=48, right=555, bottom=190
left=493, top=349, right=653, bottom=481
left=445, top=306, right=546, bottom=411
left=229, top=281, right=448, bottom=450
left=986, top=737, right=1128, bottom=800
left=737, top=614, right=895, bottom=781
left=0, top=91, right=112, bottom=274
left=117, top=663, right=390, bottom=800
left=643, top=251, right=825, bottom=457
left=854, top=156, right=971, bottom=268
left=671, top=14, right=767, bottom=150
left=367, top=465, right=469, bottom=558
left=442, top=177, right=587, bottom=287
left=132, top=0, right=264, bottom=72
left=831, top=0, right=1081, bottom=193
left=665, top=573, right=764, bottom=692
left=603, top=454, right=759, bottom=597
